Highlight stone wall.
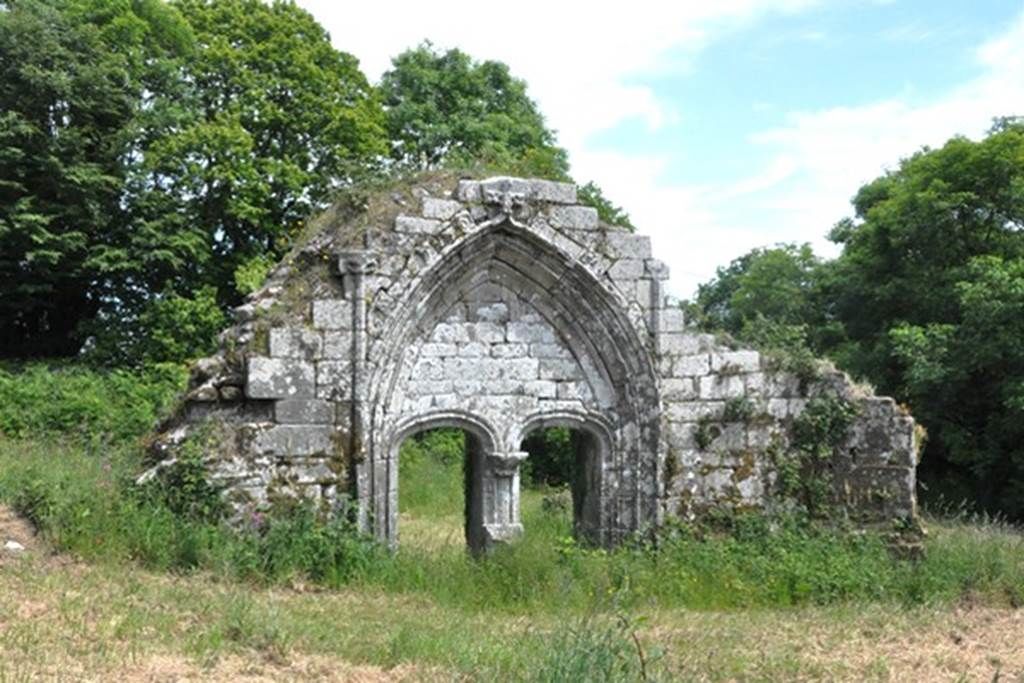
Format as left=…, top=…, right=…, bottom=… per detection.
left=147, top=174, right=920, bottom=551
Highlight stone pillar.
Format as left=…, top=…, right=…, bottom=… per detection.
left=333, top=250, right=378, bottom=538
left=480, top=451, right=528, bottom=549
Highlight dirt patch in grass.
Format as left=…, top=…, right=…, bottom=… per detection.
left=0, top=504, right=41, bottom=568
left=117, top=654, right=439, bottom=683
left=651, top=604, right=1024, bottom=681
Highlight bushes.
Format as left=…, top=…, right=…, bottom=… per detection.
left=0, top=362, right=186, bottom=443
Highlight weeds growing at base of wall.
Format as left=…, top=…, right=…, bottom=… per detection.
left=0, top=364, right=1022, bottom=616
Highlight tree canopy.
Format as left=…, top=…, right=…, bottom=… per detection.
left=379, top=43, right=570, bottom=180
left=0, top=0, right=195, bottom=357
left=0, top=0, right=387, bottom=363
left=690, top=119, right=1024, bottom=520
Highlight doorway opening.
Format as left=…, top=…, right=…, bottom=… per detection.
left=519, top=425, right=603, bottom=545
left=396, top=427, right=483, bottom=553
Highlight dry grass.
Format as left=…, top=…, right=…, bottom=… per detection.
left=1, top=503, right=1022, bottom=681
left=397, top=512, right=464, bottom=554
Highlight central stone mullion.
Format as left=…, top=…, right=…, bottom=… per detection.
left=480, top=450, right=528, bottom=549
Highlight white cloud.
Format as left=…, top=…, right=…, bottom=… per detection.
left=597, top=8, right=1024, bottom=298
left=300, top=0, right=816, bottom=150
left=297, top=2, right=1024, bottom=300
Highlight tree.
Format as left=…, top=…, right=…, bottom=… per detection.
left=577, top=182, right=635, bottom=232
left=690, top=243, right=825, bottom=338
left=139, top=0, right=387, bottom=306
left=379, top=43, right=570, bottom=179
left=0, top=0, right=388, bottom=363
left=828, top=120, right=1024, bottom=517
left=0, top=0, right=196, bottom=357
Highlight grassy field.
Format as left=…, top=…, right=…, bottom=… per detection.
left=0, top=368, right=1023, bottom=680
left=0, top=435, right=1022, bottom=680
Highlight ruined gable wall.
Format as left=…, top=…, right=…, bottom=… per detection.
left=148, top=174, right=919, bottom=543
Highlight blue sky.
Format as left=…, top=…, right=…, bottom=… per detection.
left=300, top=0, right=1024, bottom=296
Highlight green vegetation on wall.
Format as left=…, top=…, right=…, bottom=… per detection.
left=690, top=119, right=1024, bottom=522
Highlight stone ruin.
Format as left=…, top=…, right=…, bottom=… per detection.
left=148, top=174, right=920, bottom=553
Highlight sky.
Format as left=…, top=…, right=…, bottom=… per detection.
left=297, top=0, right=1024, bottom=298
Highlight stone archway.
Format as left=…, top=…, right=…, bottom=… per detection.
left=364, top=213, right=661, bottom=549
left=512, top=410, right=615, bottom=544
left=385, top=410, right=501, bottom=554
left=150, top=174, right=921, bottom=550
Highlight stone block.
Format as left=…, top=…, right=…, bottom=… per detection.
left=766, top=398, right=790, bottom=419
left=480, top=176, right=531, bottom=197
left=530, top=179, right=577, bottom=204
left=548, top=205, right=599, bottom=230
left=530, top=342, right=572, bottom=359
left=660, top=333, right=701, bottom=356
left=472, top=322, right=506, bottom=343
left=253, top=425, right=333, bottom=456
left=605, top=233, right=652, bottom=259
left=419, top=342, right=457, bottom=357
left=456, top=180, right=481, bottom=202
left=316, top=360, right=351, bottom=389
left=634, top=279, right=654, bottom=308
left=430, top=322, right=471, bottom=344
left=269, top=327, right=322, bottom=360
left=247, top=357, right=315, bottom=399
left=607, top=258, right=645, bottom=280
left=507, top=321, right=556, bottom=343
left=664, top=400, right=724, bottom=422
left=404, top=380, right=452, bottom=397
left=457, top=342, right=489, bottom=358
left=658, top=307, right=686, bottom=334
left=699, top=374, right=746, bottom=400
left=556, top=381, right=592, bottom=401
left=292, top=461, right=335, bottom=484
left=524, top=380, right=558, bottom=398
left=395, top=215, right=442, bottom=234
left=491, top=343, right=528, bottom=358
left=661, top=378, right=697, bottom=401
left=539, top=358, right=581, bottom=381
left=502, top=357, right=540, bottom=381
left=411, top=357, right=444, bottom=380
left=711, top=350, right=761, bottom=373
left=645, top=258, right=670, bottom=280
left=322, top=331, right=353, bottom=359
left=312, top=299, right=349, bottom=330
left=421, top=197, right=463, bottom=220
left=673, top=354, right=711, bottom=377
left=744, top=372, right=767, bottom=395
left=453, top=380, right=481, bottom=394
left=444, top=357, right=502, bottom=382
left=475, top=303, right=509, bottom=323
left=276, top=399, right=334, bottom=424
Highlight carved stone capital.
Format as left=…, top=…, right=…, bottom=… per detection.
left=486, top=451, right=528, bottom=476
left=336, top=249, right=376, bottom=276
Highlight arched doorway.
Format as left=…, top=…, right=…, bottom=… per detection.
left=386, top=411, right=518, bottom=555
left=515, top=413, right=612, bottom=545
left=365, top=217, right=661, bottom=550
left=394, top=427, right=477, bottom=553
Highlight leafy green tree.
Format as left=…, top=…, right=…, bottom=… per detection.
left=828, top=120, right=1024, bottom=517
left=0, top=0, right=196, bottom=358
left=691, top=243, right=824, bottom=338
left=142, top=0, right=387, bottom=305
left=692, top=121, right=1024, bottom=518
left=1, top=0, right=387, bottom=362
left=379, top=43, right=570, bottom=179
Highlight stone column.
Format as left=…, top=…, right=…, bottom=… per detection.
left=481, top=451, right=528, bottom=548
